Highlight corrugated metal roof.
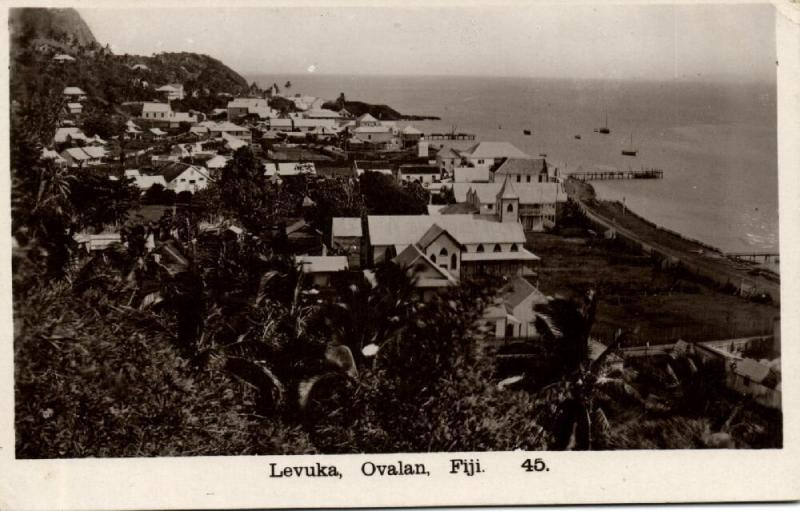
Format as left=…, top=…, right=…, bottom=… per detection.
left=332, top=217, right=362, bottom=238
left=461, top=141, right=530, bottom=159
left=367, top=214, right=526, bottom=246
left=494, top=158, right=548, bottom=176
left=296, top=256, right=349, bottom=273
left=461, top=249, right=540, bottom=262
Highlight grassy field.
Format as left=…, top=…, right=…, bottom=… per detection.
left=527, top=230, right=778, bottom=346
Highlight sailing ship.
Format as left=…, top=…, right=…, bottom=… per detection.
left=621, top=133, right=638, bottom=156
left=598, top=111, right=610, bottom=134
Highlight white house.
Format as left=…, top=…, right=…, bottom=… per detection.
left=54, top=127, right=88, bottom=145
left=296, top=255, right=349, bottom=288
left=156, top=83, right=185, bottom=101
left=391, top=244, right=458, bottom=300
left=124, top=169, right=169, bottom=190
left=205, top=154, right=230, bottom=171
left=202, top=121, right=252, bottom=142
left=365, top=212, right=538, bottom=280
left=227, top=97, right=271, bottom=120
left=53, top=54, right=76, bottom=63
left=397, top=164, right=441, bottom=185
left=141, top=102, right=172, bottom=120
left=156, top=162, right=210, bottom=193
left=481, top=277, right=548, bottom=339
left=62, top=86, right=87, bottom=101
left=60, top=146, right=105, bottom=167
left=493, top=158, right=557, bottom=183
left=456, top=141, right=530, bottom=169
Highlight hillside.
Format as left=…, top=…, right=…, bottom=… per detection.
left=9, top=7, right=98, bottom=52
left=10, top=8, right=252, bottom=143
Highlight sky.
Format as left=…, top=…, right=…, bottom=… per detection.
left=79, top=3, right=776, bottom=82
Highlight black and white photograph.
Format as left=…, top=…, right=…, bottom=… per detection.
left=3, top=0, right=799, bottom=507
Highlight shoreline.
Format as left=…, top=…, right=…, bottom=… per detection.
left=564, top=178, right=780, bottom=304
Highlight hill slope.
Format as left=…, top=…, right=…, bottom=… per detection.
left=10, top=8, right=98, bottom=52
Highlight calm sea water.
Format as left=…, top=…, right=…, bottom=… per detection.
left=250, top=74, right=778, bottom=254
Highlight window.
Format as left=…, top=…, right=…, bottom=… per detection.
left=189, top=180, right=196, bottom=184
left=439, top=247, right=448, bottom=256
left=493, top=244, right=502, bottom=252
left=476, top=244, right=484, bottom=253
left=526, top=176, right=531, bottom=182
left=487, top=204, right=493, bottom=210
left=477, top=159, right=484, bottom=164
left=511, top=243, right=519, bottom=252
left=430, top=254, right=437, bottom=263
left=516, top=175, right=521, bottom=182
left=507, top=203, right=514, bottom=213
left=450, top=253, right=457, bottom=269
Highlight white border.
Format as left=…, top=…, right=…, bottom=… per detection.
left=1, top=1, right=798, bottom=509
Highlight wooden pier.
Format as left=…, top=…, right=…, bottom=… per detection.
left=725, top=252, right=780, bottom=264
left=569, top=168, right=663, bottom=181
left=428, top=132, right=476, bottom=141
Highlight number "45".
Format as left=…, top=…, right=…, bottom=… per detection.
left=521, top=458, right=549, bottom=472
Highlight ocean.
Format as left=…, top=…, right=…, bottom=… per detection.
left=249, top=73, right=778, bottom=255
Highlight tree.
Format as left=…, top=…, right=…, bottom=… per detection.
left=359, top=171, right=428, bottom=215
left=82, top=113, right=124, bottom=140
left=335, top=92, right=346, bottom=110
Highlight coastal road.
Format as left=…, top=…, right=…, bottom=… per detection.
left=564, top=179, right=780, bottom=304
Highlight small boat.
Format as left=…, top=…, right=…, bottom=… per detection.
left=621, top=133, right=638, bottom=156
left=574, top=134, right=582, bottom=139
left=598, top=110, right=610, bottom=134
left=523, top=129, right=532, bottom=135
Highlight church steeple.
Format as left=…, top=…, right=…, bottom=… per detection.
left=496, top=177, right=519, bottom=223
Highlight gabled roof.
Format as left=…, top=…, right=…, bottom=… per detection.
left=54, top=127, right=87, bottom=143
left=332, top=217, right=362, bottom=238
left=460, top=141, right=530, bottom=159
left=731, top=358, right=772, bottom=383
left=497, top=177, right=519, bottom=200
left=500, top=277, right=546, bottom=310
left=63, top=86, right=86, bottom=95
left=156, top=162, right=208, bottom=183
left=494, top=157, right=547, bottom=176
left=62, top=147, right=94, bottom=161
left=82, top=146, right=106, bottom=159
left=356, top=113, right=378, bottom=124
left=392, top=244, right=458, bottom=286
left=416, top=223, right=461, bottom=251
left=402, top=126, right=422, bottom=135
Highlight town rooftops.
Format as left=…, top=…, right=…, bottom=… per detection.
left=296, top=255, right=349, bottom=274
left=63, top=86, right=86, bottom=96
left=460, top=141, right=530, bottom=159
left=494, top=158, right=548, bottom=176
left=367, top=214, right=527, bottom=247
left=53, top=54, right=76, bottom=62
left=228, top=97, right=267, bottom=108
left=54, top=127, right=87, bottom=144
left=332, top=217, right=363, bottom=238
left=452, top=182, right=565, bottom=205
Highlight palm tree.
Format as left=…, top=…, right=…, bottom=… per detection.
left=530, top=290, right=636, bottom=450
